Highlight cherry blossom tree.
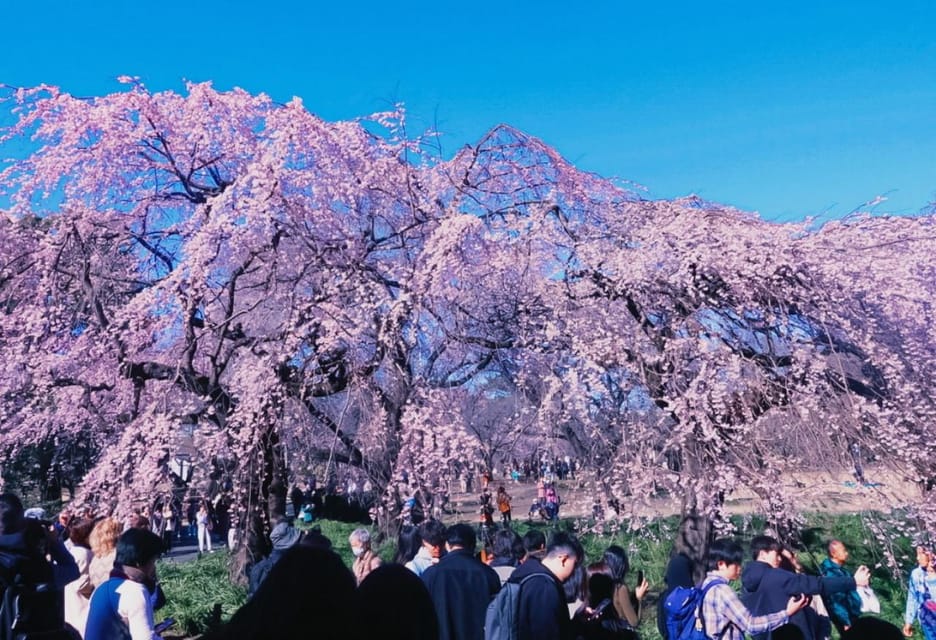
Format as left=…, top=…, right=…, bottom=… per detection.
left=1, top=81, right=934, bottom=565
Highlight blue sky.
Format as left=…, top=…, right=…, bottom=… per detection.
left=3, top=0, right=935, bottom=222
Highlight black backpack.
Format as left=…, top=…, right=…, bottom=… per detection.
left=0, top=562, right=79, bottom=640
left=484, top=573, right=552, bottom=640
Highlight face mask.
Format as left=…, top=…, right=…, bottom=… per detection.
left=352, top=547, right=364, bottom=557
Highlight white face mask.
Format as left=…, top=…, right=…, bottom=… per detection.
left=352, top=546, right=364, bottom=557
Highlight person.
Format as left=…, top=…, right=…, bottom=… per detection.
left=496, top=486, right=512, bottom=525
left=289, top=484, right=304, bottom=519
left=604, top=544, right=648, bottom=629
left=196, top=501, right=212, bottom=553
left=522, top=529, right=547, bottom=563
left=422, top=523, right=500, bottom=640
left=349, top=528, right=382, bottom=585
left=395, top=524, right=423, bottom=565
left=186, top=499, right=198, bottom=539
left=85, top=528, right=164, bottom=640
left=698, top=538, right=807, bottom=640
left=203, top=546, right=357, bottom=640
left=742, top=535, right=868, bottom=640
left=904, top=546, right=936, bottom=639
left=159, top=500, right=174, bottom=551
left=489, top=528, right=524, bottom=586
left=89, top=517, right=122, bottom=589
left=657, top=514, right=710, bottom=639
left=358, top=563, right=440, bottom=640
left=479, top=490, right=495, bottom=530
left=248, top=516, right=301, bottom=596
left=820, top=539, right=864, bottom=635
left=544, top=483, right=561, bottom=521
left=565, top=561, right=588, bottom=618
left=510, top=530, right=584, bottom=640
left=571, top=565, right=638, bottom=640
left=55, top=510, right=72, bottom=541
left=0, top=493, right=80, bottom=637
left=405, top=519, right=445, bottom=576
left=299, top=526, right=333, bottom=550
left=64, top=518, right=97, bottom=636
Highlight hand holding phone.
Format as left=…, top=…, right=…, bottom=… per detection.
left=635, top=569, right=649, bottom=600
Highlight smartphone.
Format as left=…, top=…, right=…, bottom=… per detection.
left=589, top=598, right=613, bottom=620
left=637, top=569, right=645, bottom=584
left=154, top=618, right=176, bottom=634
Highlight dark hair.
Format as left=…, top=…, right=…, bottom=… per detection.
left=707, top=538, right=743, bottom=571
left=445, top=523, right=476, bottom=553
left=841, top=616, right=902, bottom=640
left=394, top=525, right=422, bottom=564
left=547, top=531, right=584, bottom=564
left=0, top=494, right=25, bottom=535
left=115, top=528, right=164, bottom=568
left=68, top=518, right=97, bottom=549
left=586, top=569, right=616, bottom=608
left=603, top=544, right=630, bottom=584
left=357, top=564, right=439, bottom=640
left=491, top=529, right=523, bottom=566
left=772, top=624, right=806, bottom=640
left=522, top=530, right=546, bottom=555
left=299, top=527, right=333, bottom=550
left=207, top=546, right=356, bottom=640
left=564, top=559, right=587, bottom=604
left=418, top=519, right=446, bottom=549
left=751, top=535, right=782, bottom=560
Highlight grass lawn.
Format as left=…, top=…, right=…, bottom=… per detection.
left=157, top=511, right=919, bottom=639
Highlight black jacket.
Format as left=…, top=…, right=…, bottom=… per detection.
left=422, top=548, right=500, bottom=640
left=0, top=528, right=79, bottom=589
left=0, top=527, right=80, bottom=634
left=741, top=560, right=854, bottom=640
left=571, top=602, right=638, bottom=640
left=508, top=557, right=572, bottom=640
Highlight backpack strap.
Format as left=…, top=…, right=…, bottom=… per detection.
left=696, top=578, right=728, bottom=638
left=516, top=572, right=554, bottom=592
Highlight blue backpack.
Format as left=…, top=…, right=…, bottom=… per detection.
left=663, top=578, right=725, bottom=640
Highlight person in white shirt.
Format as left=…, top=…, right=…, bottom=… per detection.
left=85, top=528, right=164, bottom=640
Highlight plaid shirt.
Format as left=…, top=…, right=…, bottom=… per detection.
left=700, top=573, right=789, bottom=639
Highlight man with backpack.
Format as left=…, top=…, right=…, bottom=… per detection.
left=501, top=531, right=583, bottom=640
left=688, top=538, right=806, bottom=640
left=0, top=493, right=81, bottom=639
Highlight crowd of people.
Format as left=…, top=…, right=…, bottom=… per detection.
left=0, top=491, right=225, bottom=639
left=2, top=487, right=934, bottom=640
left=226, top=511, right=919, bottom=640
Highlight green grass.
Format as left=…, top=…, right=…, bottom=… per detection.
left=156, top=550, right=247, bottom=637
left=158, top=512, right=919, bottom=639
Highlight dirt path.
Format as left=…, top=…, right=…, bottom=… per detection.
left=443, top=467, right=919, bottom=523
